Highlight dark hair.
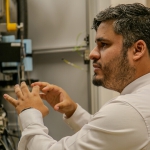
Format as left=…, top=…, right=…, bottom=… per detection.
left=93, top=3, right=150, bottom=53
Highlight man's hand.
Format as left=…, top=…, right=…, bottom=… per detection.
left=3, top=82, right=49, bottom=117
left=31, top=82, right=77, bottom=118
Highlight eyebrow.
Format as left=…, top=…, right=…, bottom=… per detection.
left=95, top=37, right=110, bottom=43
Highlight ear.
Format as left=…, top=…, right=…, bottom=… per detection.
left=133, top=40, right=147, bottom=61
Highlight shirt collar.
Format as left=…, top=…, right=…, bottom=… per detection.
left=121, top=73, right=150, bottom=95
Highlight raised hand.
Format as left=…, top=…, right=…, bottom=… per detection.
left=31, top=82, right=77, bottom=118
left=3, top=82, right=49, bottom=117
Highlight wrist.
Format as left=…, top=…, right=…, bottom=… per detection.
left=65, top=103, right=77, bottom=118
left=21, top=107, right=32, bottom=113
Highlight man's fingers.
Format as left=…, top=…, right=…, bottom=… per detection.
left=32, top=85, right=40, bottom=95
left=31, top=82, right=49, bottom=93
left=20, top=82, right=30, bottom=96
left=14, top=84, right=23, bottom=98
left=31, top=82, right=47, bottom=89
left=31, top=82, right=57, bottom=93
left=3, top=94, right=18, bottom=107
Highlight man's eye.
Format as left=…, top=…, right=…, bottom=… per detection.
left=101, top=43, right=107, bottom=48
left=97, top=42, right=109, bottom=50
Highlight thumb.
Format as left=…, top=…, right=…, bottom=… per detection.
left=54, top=105, right=59, bottom=111
left=54, top=101, right=64, bottom=111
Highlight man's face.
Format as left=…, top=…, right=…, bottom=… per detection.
left=89, top=20, right=136, bottom=92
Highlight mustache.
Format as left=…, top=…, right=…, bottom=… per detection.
left=93, top=60, right=102, bottom=69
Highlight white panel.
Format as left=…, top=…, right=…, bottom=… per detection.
left=27, top=0, right=86, bottom=50
left=111, top=0, right=146, bottom=6
left=97, top=0, right=111, bottom=11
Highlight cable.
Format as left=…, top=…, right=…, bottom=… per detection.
left=0, top=138, right=9, bottom=150
left=6, top=137, right=15, bottom=150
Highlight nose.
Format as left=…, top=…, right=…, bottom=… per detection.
left=89, top=47, right=100, bottom=60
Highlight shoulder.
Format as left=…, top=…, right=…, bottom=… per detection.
left=86, top=99, right=149, bottom=149
left=92, top=99, right=146, bottom=131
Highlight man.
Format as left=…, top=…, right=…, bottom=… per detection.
left=3, top=3, right=150, bottom=150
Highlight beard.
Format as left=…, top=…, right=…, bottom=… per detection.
left=92, top=47, right=136, bottom=93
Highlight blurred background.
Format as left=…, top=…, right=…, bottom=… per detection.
left=0, top=0, right=148, bottom=149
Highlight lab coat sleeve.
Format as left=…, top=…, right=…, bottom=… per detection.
left=18, top=109, right=57, bottom=150
left=18, top=101, right=148, bottom=150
